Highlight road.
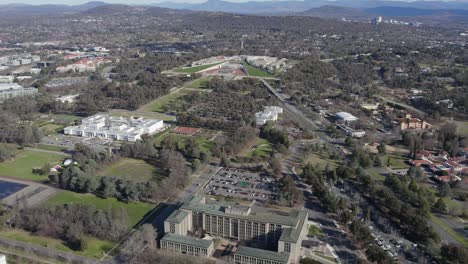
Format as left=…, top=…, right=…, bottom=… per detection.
left=281, top=140, right=361, bottom=263
left=262, top=79, right=434, bottom=263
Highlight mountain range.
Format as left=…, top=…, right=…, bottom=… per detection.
left=1, top=0, right=468, bottom=20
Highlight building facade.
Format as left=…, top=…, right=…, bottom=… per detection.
left=256, top=106, right=283, bottom=126
left=64, top=114, right=164, bottom=142
left=0, top=83, right=38, bottom=102
left=160, top=233, right=214, bottom=257
left=162, top=196, right=308, bottom=264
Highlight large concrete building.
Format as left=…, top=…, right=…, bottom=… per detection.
left=255, top=106, right=283, bottom=126
left=161, top=196, right=309, bottom=264
left=64, top=114, right=164, bottom=142
left=0, top=83, right=38, bottom=102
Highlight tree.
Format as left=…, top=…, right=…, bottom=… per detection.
left=0, top=143, right=13, bottom=162
left=440, top=243, right=468, bottom=264
left=377, top=142, right=386, bottom=154
left=432, top=198, right=448, bottom=214
left=438, top=182, right=451, bottom=197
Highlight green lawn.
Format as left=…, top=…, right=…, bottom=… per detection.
left=303, top=153, right=339, bottom=169
left=97, top=158, right=158, bottom=182
left=384, top=153, right=409, bottom=169
left=175, top=63, right=222, bottom=73
left=36, top=144, right=69, bottom=152
left=242, top=62, right=274, bottom=78
left=195, top=137, right=216, bottom=153
left=40, top=124, right=64, bottom=135
left=430, top=214, right=468, bottom=247
left=186, top=77, right=211, bottom=89
left=246, top=138, right=273, bottom=158
left=308, top=225, right=324, bottom=237
left=0, top=229, right=114, bottom=259
left=453, top=120, right=468, bottom=137
left=138, top=89, right=191, bottom=113
left=47, top=191, right=154, bottom=227
left=367, top=168, right=386, bottom=181
left=0, top=150, right=66, bottom=181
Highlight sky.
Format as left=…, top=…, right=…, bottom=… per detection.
left=0, top=0, right=463, bottom=5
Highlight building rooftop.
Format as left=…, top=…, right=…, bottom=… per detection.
left=235, top=246, right=290, bottom=263
left=336, top=112, right=357, bottom=120
left=166, top=210, right=189, bottom=224
left=181, top=195, right=304, bottom=226
left=279, top=210, right=307, bottom=243
left=161, top=233, right=213, bottom=249
left=0, top=83, right=31, bottom=92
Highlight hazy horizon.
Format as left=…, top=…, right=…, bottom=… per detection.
left=0, top=0, right=465, bottom=5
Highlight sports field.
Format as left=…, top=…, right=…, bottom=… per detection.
left=0, top=150, right=65, bottom=181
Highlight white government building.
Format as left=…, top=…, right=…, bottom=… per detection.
left=64, top=114, right=164, bottom=142
left=256, top=106, right=283, bottom=126
left=0, top=82, right=38, bottom=102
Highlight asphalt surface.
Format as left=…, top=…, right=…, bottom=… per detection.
left=262, top=79, right=437, bottom=263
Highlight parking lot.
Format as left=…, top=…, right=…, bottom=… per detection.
left=202, top=168, right=279, bottom=202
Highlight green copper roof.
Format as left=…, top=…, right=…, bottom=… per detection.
left=166, top=210, right=188, bottom=224
left=235, top=246, right=290, bottom=263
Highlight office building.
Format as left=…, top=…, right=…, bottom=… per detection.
left=0, top=83, right=38, bottom=102
left=256, top=106, right=283, bottom=126
left=64, top=114, right=164, bottom=142
left=161, top=196, right=308, bottom=264
left=161, top=233, right=215, bottom=257
left=335, top=112, right=358, bottom=122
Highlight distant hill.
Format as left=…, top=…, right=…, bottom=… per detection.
left=365, top=6, right=468, bottom=18
left=0, top=1, right=108, bottom=14
left=82, top=4, right=191, bottom=16
left=299, top=5, right=371, bottom=19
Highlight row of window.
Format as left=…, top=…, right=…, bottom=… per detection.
left=160, top=240, right=210, bottom=257
left=234, top=254, right=286, bottom=264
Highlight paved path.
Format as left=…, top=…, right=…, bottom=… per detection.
left=25, top=147, right=68, bottom=156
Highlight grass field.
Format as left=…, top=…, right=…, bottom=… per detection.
left=196, top=137, right=216, bottom=153
left=36, top=144, right=68, bottom=152
left=303, top=153, right=339, bottom=169
left=242, top=62, right=274, bottom=78
left=384, top=154, right=409, bottom=169
left=175, top=63, right=222, bottom=73
left=454, top=120, right=468, bottom=137
left=46, top=191, right=154, bottom=227
left=246, top=138, right=273, bottom=158
left=138, top=89, right=192, bottom=113
left=430, top=214, right=468, bottom=247
left=186, top=77, right=211, bottom=89
left=0, top=150, right=65, bottom=181
left=0, top=229, right=114, bottom=259
left=367, top=168, right=386, bottom=181
left=97, top=158, right=158, bottom=182
left=40, top=124, right=64, bottom=135
left=308, top=225, right=324, bottom=237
